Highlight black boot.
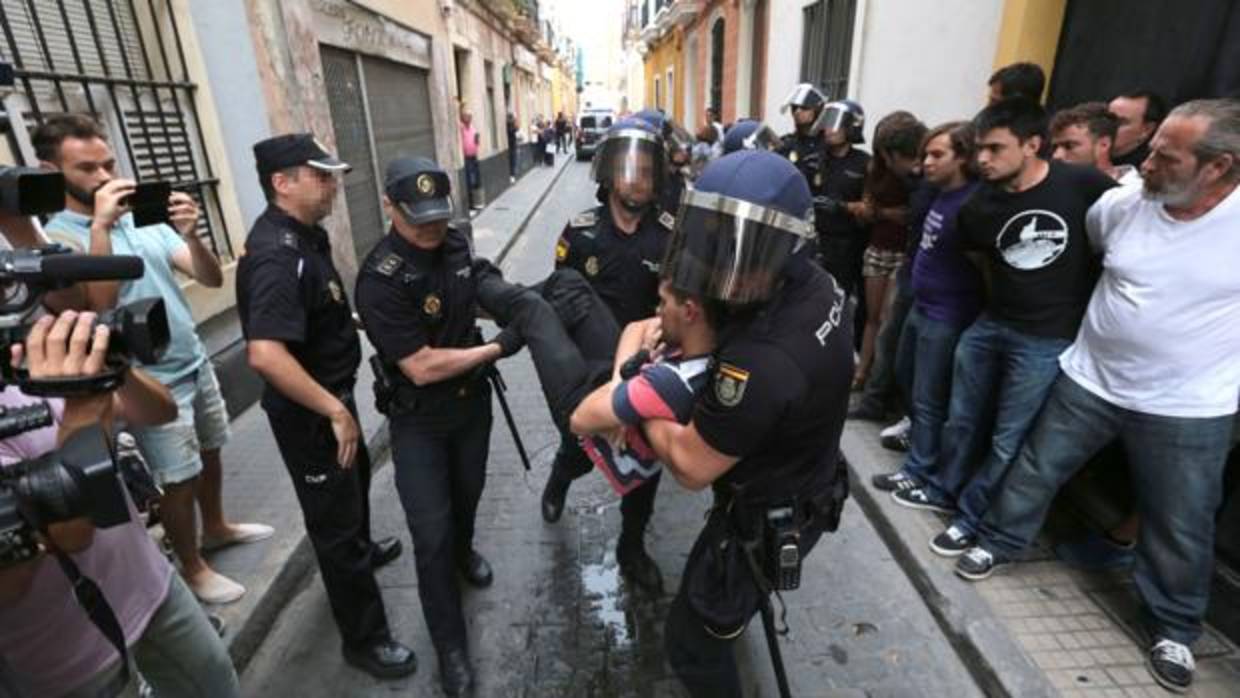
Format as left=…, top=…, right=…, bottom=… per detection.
left=541, top=470, right=571, bottom=523
left=616, top=532, right=663, bottom=595
left=439, top=646, right=475, bottom=696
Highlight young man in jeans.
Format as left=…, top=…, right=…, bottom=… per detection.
left=871, top=121, right=981, bottom=504
left=890, top=100, right=1115, bottom=554
left=34, top=115, right=272, bottom=605
left=957, top=99, right=1240, bottom=694
left=0, top=310, right=240, bottom=698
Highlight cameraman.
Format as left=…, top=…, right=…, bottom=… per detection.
left=0, top=310, right=240, bottom=697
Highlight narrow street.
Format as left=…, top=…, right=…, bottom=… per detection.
left=239, top=158, right=982, bottom=698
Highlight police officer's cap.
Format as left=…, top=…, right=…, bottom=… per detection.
left=253, top=133, right=351, bottom=180
left=384, top=157, right=453, bottom=225
left=695, top=150, right=811, bottom=217
left=721, top=119, right=780, bottom=155
left=632, top=108, right=667, bottom=132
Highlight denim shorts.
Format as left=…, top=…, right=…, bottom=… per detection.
left=132, top=362, right=231, bottom=486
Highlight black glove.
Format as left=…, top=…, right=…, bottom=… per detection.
left=491, top=324, right=524, bottom=358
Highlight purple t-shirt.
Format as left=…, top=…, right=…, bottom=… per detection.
left=0, top=387, right=172, bottom=697
left=911, top=183, right=984, bottom=326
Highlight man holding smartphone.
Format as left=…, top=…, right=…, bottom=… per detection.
left=33, top=114, right=273, bottom=605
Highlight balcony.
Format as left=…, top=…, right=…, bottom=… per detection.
left=665, top=0, right=702, bottom=28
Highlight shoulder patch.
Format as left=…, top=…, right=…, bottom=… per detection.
left=278, top=231, right=299, bottom=250
left=374, top=253, right=403, bottom=277
left=555, top=237, right=569, bottom=263
left=658, top=211, right=675, bottom=230
left=569, top=210, right=598, bottom=229
left=713, top=362, right=751, bottom=408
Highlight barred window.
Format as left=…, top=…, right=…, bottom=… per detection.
left=800, top=0, right=857, bottom=101
left=0, top=0, right=231, bottom=260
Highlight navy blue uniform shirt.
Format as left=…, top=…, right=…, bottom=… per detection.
left=237, top=205, right=361, bottom=413
left=554, top=204, right=673, bottom=327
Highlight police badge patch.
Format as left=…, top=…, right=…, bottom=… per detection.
left=585, top=256, right=600, bottom=277
left=658, top=211, right=676, bottom=230
left=555, top=238, right=569, bottom=262
left=328, top=280, right=344, bottom=303
left=789, top=150, right=799, bottom=164
left=713, top=363, right=750, bottom=407
left=423, top=293, right=442, bottom=318
left=416, top=174, right=435, bottom=195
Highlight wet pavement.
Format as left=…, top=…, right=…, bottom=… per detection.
left=239, top=156, right=982, bottom=697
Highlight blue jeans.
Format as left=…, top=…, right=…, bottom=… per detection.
left=978, top=375, right=1234, bottom=644
left=898, top=308, right=969, bottom=487
left=925, top=315, right=1070, bottom=529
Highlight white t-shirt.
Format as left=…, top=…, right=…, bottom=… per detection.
left=1059, top=183, right=1240, bottom=418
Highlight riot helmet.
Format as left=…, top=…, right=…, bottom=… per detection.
left=722, top=120, right=781, bottom=155
left=814, top=100, right=866, bottom=143
left=780, top=83, right=827, bottom=115
left=591, top=117, right=665, bottom=213
left=661, top=150, right=815, bottom=305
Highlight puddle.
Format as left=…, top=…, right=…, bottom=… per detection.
left=581, top=553, right=631, bottom=646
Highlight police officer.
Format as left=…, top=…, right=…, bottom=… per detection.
left=810, top=100, right=871, bottom=301
left=542, top=117, right=671, bottom=593
left=237, top=134, right=415, bottom=679
left=353, top=157, right=522, bottom=696
left=634, top=108, right=693, bottom=220
left=777, top=83, right=828, bottom=185
left=640, top=151, right=854, bottom=697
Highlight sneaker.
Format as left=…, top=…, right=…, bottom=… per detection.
left=891, top=487, right=956, bottom=515
left=880, top=417, right=911, bottom=452
left=880, top=416, right=911, bottom=439
left=186, top=569, right=246, bottom=604
left=955, top=546, right=1009, bottom=581
left=1147, top=638, right=1194, bottom=693
left=930, top=525, right=975, bottom=557
left=871, top=470, right=919, bottom=492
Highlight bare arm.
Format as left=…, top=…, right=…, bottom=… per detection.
left=570, top=377, right=625, bottom=435
left=397, top=343, right=502, bottom=387
left=168, top=193, right=223, bottom=287
left=113, top=366, right=177, bottom=426
left=83, top=179, right=137, bottom=311
left=247, top=339, right=360, bottom=468
left=642, top=420, right=739, bottom=491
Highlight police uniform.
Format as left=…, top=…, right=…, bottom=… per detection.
left=236, top=135, right=410, bottom=674
left=353, top=157, right=494, bottom=695
left=814, top=143, right=871, bottom=297
left=778, top=130, right=824, bottom=191
left=654, top=151, right=854, bottom=697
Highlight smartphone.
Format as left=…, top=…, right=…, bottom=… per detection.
left=127, top=182, right=172, bottom=228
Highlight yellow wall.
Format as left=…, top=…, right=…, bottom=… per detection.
left=642, top=30, right=684, bottom=120
left=992, top=0, right=1068, bottom=100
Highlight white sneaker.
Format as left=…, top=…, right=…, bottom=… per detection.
left=880, top=416, right=911, bottom=439
left=201, top=523, right=275, bottom=552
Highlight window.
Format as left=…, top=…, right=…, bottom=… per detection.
left=654, top=75, right=662, bottom=111
left=666, top=68, right=674, bottom=116
left=0, top=0, right=231, bottom=258
left=710, top=18, right=724, bottom=117
left=800, top=0, right=857, bottom=100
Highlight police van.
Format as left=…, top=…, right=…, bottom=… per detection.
left=575, top=109, right=615, bottom=161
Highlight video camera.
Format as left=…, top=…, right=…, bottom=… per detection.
left=0, top=409, right=129, bottom=568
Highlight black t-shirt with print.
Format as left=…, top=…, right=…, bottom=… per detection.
left=959, top=160, right=1116, bottom=339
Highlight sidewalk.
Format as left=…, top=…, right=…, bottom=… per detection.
left=840, top=420, right=1240, bottom=697
left=202, top=152, right=573, bottom=674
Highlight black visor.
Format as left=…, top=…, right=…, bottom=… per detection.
left=661, top=189, right=816, bottom=304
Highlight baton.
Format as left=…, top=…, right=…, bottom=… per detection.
left=486, top=365, right=531, bottom=471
